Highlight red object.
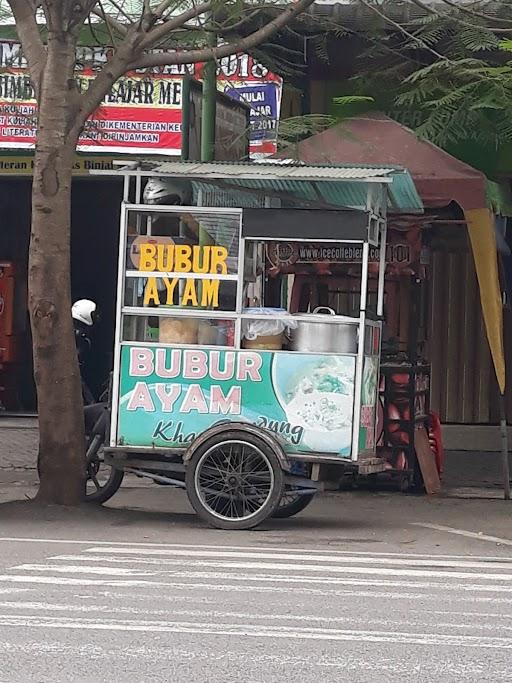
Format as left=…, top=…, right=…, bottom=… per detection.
left=0, top=261, right=16, bottom=363
left=390, top=431, right=410, bottom=446
left=0, top=48, right=282, bottom=158
left=427, top=411, right=445, bottom=476
left=391, top=373, right=409, bottom=389
left=400, top=404, right=411, bottom=421
left=386, top=402, right=400, bottom=433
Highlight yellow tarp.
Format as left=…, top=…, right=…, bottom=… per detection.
left=465, top=208, right=506, bottom=394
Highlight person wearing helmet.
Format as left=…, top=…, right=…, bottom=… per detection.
left=72, top=299, right=97, bottom=404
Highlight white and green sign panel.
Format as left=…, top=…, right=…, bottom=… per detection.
left=117, top=346, right=356, bottom=456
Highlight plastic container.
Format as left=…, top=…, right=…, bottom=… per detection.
left=241, top=307, right=296, bottom=350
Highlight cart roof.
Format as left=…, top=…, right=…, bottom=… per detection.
left=94, top=160, right=423, bottom=214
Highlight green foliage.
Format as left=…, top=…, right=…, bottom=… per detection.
left=347, top=0, right=512, bottom=150
left=278, top=114, right=337, bottom=149
left=278, top=96, right=374, bottom=150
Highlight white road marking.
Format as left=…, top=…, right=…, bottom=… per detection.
left=1, top=536, right=512, bottom=561
left=13, top=564, right=154, bottom=577
left=65, top=548, right=512, bottom=571
left=1, top=571, right=512, bottom=595
left=1, top=601, right=511, bottom=633
left=1, top=613, right=511, bottom=649
left=411, top=523, right=512, bottom=546
left=31, top=557, right=512, bottom=582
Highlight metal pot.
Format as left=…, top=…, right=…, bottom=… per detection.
left=290, top=307, right=358, bottom=354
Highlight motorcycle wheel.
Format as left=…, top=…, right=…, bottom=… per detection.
left=85, top=426, right=124, bottom=505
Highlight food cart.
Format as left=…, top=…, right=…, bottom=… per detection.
left=87, top=161, right=421, bottom=529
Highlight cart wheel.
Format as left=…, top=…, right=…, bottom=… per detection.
left=85, top=427, right=124, bottom=505
left=272, top=491, right=315, bottom=519
left=185, top=431, right=284, bottom=530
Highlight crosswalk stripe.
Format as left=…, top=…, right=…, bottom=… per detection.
left=1, top=601, right=511, bottom=633
left=75, top=548, right=512, bottom=571
left=2, top=537, right=512, bottom=561
left=1, top=614, right=511, bottom=648
left=14, top=565, right=155, bottom=577
left=22, top=558, right=512, bottom=582
left=2, top=570, right=512, bottom=594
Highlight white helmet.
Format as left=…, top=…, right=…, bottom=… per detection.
left=72, top=299, right=97, bottom=326
left=143, top=178, right=191, bottom=206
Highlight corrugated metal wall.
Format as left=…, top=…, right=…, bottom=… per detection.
left=428, top=228, right=510, bottom=424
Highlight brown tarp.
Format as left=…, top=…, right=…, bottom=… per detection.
left=278, top=112, right=486, bottom=210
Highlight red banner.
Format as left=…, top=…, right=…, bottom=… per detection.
left=0, top=42, right=282, bottom=157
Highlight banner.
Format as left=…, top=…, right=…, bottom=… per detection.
left=266, top=228, right=422, bottom=274
left=0, top=41, right=282, bottom=158
left=0, top=154, right=115, bottom=175
left=213, top=54, right=282, bottom=157
left=118, top=346, right=355, bottom=456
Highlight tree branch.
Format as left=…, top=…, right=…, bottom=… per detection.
left=139, top=1, right=212, bottom=50
left=6, top=0, right=46, bottom=97
left=359, top=0, right=448, bottom=62
left=132, top=0, right=316, bottom=69
left=91, top=1, right=129, bottom=36
left=437, top=0, right=512, bottom=26
left=405, top=0, right=512, bottom=34
left=72, top=27, right=143, bottom=133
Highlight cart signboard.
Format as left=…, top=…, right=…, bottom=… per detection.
left=117, top=346, right=356, bottom=457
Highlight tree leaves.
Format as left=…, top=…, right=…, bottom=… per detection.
left=350, top=0, right=512, bottom=150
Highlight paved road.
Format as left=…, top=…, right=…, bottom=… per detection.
left=0, top=535, right=512, bottom=682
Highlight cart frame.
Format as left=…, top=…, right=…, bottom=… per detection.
left=86, top=161, right=400, bottom=528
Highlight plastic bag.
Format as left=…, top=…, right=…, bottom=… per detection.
left=242, top=308, right=298, bottom=340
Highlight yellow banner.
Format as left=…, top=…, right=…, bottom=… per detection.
left=0, top=155, right=115, bottom=175
left=465, top=208, right=506, bottom=393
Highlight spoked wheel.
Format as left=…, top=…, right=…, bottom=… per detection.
left=273, top=490, right=315, bottom=519
left=84, top=410, right=124, bottom=505
left=273, top=462, right=315, bottom=518
left=185, top=431, right=284, bottom=530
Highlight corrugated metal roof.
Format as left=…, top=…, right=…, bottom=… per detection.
left=145, top=160, right=423, bottom=213
left=153, top=160, right=396, bottom=181
left=99, top=159, right=422, bottom=213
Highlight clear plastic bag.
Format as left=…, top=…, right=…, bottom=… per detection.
left=242, top=308, right=298, bottom=340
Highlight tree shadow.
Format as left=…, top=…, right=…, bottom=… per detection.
left=0, top=495, right=382, bottom=535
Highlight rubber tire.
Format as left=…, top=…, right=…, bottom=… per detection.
left=84, top=431, right=124, bottom=505
left=185, top=430, right=284, bottom=530
left=272, top=492, right=315, bottom=519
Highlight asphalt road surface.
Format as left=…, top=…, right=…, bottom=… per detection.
left=1, top=527, right=512, bottom=682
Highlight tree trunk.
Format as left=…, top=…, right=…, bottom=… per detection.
left=31, top=35, right=85, bottom=505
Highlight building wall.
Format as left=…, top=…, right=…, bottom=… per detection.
left=428, top=226, right=510, bottom=425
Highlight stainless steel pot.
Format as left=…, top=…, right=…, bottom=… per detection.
left=290, top=307, right=358, bottom=353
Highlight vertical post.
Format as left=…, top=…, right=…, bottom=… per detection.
left=377, top=221, right=387, bottom=318
left=352, top=241, right=370, bottom=461
left=199, top=31, right=216, bottom=252
left=499, top=394, right=511, bottom=500
left=181, top=76, right=191, bottom=161
left=110, top=203, right=130, bottom=446
left=200, top=31, right=217, bottom=163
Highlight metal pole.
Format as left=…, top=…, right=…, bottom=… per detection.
left=377, top=221, right=387, bottom=318
left=499, top=393, right=511, bottom=500
left=200, top=31, right=217, bottom=163
left=181, top=76, right=191, bottom=161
